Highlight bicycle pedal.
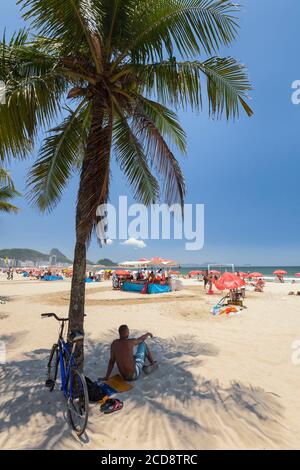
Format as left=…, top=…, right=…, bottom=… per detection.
left=45, top=379, right=55, bottom=388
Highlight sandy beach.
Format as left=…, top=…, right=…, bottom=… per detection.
left=0, top=275, right=300, bottom=450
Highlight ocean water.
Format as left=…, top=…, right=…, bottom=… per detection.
left=178, top=266, right=300, bottom=277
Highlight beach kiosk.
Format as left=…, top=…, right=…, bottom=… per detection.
left=117, top=257, right=178, bottom=294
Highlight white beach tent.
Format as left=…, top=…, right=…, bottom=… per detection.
left=119, top=257, right=178, bottom=268
left=118, top=259, right=151, bottom=268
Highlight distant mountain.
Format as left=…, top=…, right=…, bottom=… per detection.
left=180, top=262, right=217, bottom=267
left=86, top=259, right=96, bottom=266
left=0, top=248, right=72, bottom=264
left=96, top=258, right=118, bottom=266
left=0, top=248, right=48, bottom=262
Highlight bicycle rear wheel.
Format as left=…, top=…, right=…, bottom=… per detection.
left=46, top=344, right=59, bottom=391
left=67, top=369, right=89, bottom=436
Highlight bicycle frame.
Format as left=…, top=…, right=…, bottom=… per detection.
left=56, top=321, right=78, bottom=398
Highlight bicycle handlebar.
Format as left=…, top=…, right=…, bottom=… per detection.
left=41, top=313, right=69, bottom=321
left=41, top=313, right=86, bottom=321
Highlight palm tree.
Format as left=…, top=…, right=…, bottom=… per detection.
left=0, top=0, right=252, bottom=368
left=0, top=168, right=20, bottom=213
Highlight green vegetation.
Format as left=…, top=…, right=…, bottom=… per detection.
left=96, top=258, right=117, bottom=267
left=0, top=168, right=20, bottom=214
left=0, top=248, right=72, bottom=264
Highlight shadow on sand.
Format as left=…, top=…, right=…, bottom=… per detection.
left=0, top=333, right=285, bottom=449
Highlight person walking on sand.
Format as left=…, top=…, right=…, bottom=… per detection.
left=103, top=325, right=158, bottom=381
left=207, top=272, right=213, bottom=291
left=203, top=270, right=209, bottom=290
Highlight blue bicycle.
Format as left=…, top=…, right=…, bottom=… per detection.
left=41, top=312, right=89, bottom=436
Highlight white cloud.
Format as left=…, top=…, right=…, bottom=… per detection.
left=121, top=238, right=146, bottom=249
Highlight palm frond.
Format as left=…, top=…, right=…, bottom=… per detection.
left=132, top=112, right=186, bottom=208
left=199, top=56, right=253, bottom=118
left=115, top=0, right=239, bottom=65
left=0, top=33, right=68, bottom=160
left=138, top=56, right=252, bottom=118
left=0, top=167, right=15, bottom=189
left=18, top=0, right=104, bottom=68
left=134, top=96, right=187, bottom=153
left=101, top=0, right=136, bottom=57
left=0, top=75, right=66, bottom=160
left=27, top=101, right=91, bottom=211
left=0, top=201, right=20, bottom=214
left=0, top=185, right=20, bottom=213
left=113, top=115, right=160, bottom=206
left=1, top=32, right=97, bottom=84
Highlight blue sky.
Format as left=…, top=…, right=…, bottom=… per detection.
left=0, top=0, right=300, bottom=265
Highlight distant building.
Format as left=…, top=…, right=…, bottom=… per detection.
left=49, top=254, right=57, bottom=266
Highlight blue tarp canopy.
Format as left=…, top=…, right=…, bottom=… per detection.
left=42, top=275, right=64, bottom=281
left=122, top=282, right=144, bottom=292
left=122, top=282, right=171, bottom=294
left=147, top=284, right=171, bottom=294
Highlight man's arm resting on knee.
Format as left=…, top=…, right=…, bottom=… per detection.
left=132, top=332, right=153, bottom=345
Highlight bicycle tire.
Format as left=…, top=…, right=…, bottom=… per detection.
left=46, top=344, right=59, bottom=391
left=67, top=369, right=89, bottom=436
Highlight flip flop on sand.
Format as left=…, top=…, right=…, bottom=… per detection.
left=100, top=398, right=123, bottom=414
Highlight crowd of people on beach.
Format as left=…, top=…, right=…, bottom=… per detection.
left=0, top=267, right=65, bottom=280
left=112, top=268, right=172, bottom=290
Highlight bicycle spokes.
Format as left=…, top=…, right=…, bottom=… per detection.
left=67, top=370, right=89, bottom=436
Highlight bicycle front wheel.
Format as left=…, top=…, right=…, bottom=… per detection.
left=46, top=344, right=59, bottom=391
left=67, top=370, right=89, bottom=436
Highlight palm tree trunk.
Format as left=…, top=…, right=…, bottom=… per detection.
left=67, top=96, right=109, bottom=371
left=67, top=236, right=86, bottom=369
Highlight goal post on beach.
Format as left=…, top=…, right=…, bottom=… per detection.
left=207, top=264, right=235, bottom=274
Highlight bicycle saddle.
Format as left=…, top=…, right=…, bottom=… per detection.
left=69, top=330, right=84, bottom=342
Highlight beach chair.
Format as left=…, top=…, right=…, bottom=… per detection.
left=216, top=289, right=245, bottom=309
left=227, top=290, right=244, bottom=307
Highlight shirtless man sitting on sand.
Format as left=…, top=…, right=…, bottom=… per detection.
left=104, top=324, right=158, bottom=381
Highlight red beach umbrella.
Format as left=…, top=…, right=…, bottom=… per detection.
left=115, top=270, right=130, bottom=276
left=273, top=269, right=287, bottom=275
left=210, top=270, right=220, bottom=275
left=295, top=273, right=300, bottom=277
left=250, top=272, right=264, bottom=278
left=189, top=270, right=204, bottom=277
left=237, top=272, right=249, bottom=278
left=214, top=272, right=246, bottom=291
